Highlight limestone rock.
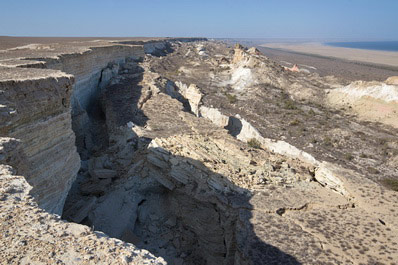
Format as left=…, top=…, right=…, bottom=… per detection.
left=199, top=106, right=230, bottom=127
left=386, top=75, right=398, bottom=85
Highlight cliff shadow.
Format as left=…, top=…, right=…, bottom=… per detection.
left=119, top=144, right=302, bottom=265
left=101, top=67, right=149, bottom=128
left=74, top=64, right=150, bottom=159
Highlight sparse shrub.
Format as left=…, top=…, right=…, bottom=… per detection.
left=283, top=99, right=297, bottom=110
left=343, top=153, right=354, bottom=161
left=289, top=119, right=300, bottom=126
left=247, top=138, right=261, bottom=149
left=225, top=93, right=237, bottom=104
left=382, top=178, right=398, bottom=191
left=323, top=136, right=333, bottom=147
left=367, top=166, right=380, bottom=174
left=377, top=138, right=389, bottom=146
left=308, top=108, right=316, bottom=116
left=360, top=153, right=368, bottom=159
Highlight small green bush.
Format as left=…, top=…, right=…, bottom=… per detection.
left=283, top=99, right=297, bottom=110
left=247, top=138, right=261, bottom=149
left=225, top=93, right=237, bottom=104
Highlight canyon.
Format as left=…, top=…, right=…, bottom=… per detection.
left=1, top=37, right=398, bottom=264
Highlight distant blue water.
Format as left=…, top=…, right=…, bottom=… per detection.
left=325, top=41, right=398, bottom=52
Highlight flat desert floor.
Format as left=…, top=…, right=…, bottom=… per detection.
left=259, top=42, right=398, bottom=82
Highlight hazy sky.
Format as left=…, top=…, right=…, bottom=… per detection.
left=1, top=0, right=397, bottom=39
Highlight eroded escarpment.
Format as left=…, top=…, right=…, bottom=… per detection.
left=1, top=39, right=398, bottom=264
left=0, top=37, right=204, bottom=215
left=62, top=61, right=318, bottom=264
left=0, top=38, right=199, bottom=264
left=64, top=42, right=398, bottom=264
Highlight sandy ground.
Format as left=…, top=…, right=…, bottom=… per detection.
left=261, top=42, right=398, bottom=68
left=257, top=45, right=398, bottom=82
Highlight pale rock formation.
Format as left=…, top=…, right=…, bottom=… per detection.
left=174, top=81, right=203, bottom=116
left=199, top=109, right=319, bottom=166
left=385, top=75, right=398, bottom=85
left=247, top=47, right=261, bottom=55
left=199, top=106, right=230, bottom=127
left=314, top=162, right=348, bottom=195
left=1, top=40, right=149, bottom=214
left=328, top=80, right=398, bottom=128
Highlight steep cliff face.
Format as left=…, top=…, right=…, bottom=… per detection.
left=0, top=38, right=183, bottom=214
left=46, top=45, right=146, bottom=163
left=0, top=68, right=80, bottom=214
left=44, top=45, right=145, bottom=112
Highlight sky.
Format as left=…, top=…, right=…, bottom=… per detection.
left=1, top=0, right=397, bottom=40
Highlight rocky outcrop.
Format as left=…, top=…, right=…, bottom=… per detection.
left=385, top=75, right=398, bottom=85
left=199, top=106, right=230, bottom=127
left=327, top=79, right=398, bottom=128
left=174, top=82, right=202, bottom=116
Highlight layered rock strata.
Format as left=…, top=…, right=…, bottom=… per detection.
left=0, top=38, right=199, bottom=264
left=0, top=68, right=80, bottom=214
left=0, top=38, right=203, bottom=214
